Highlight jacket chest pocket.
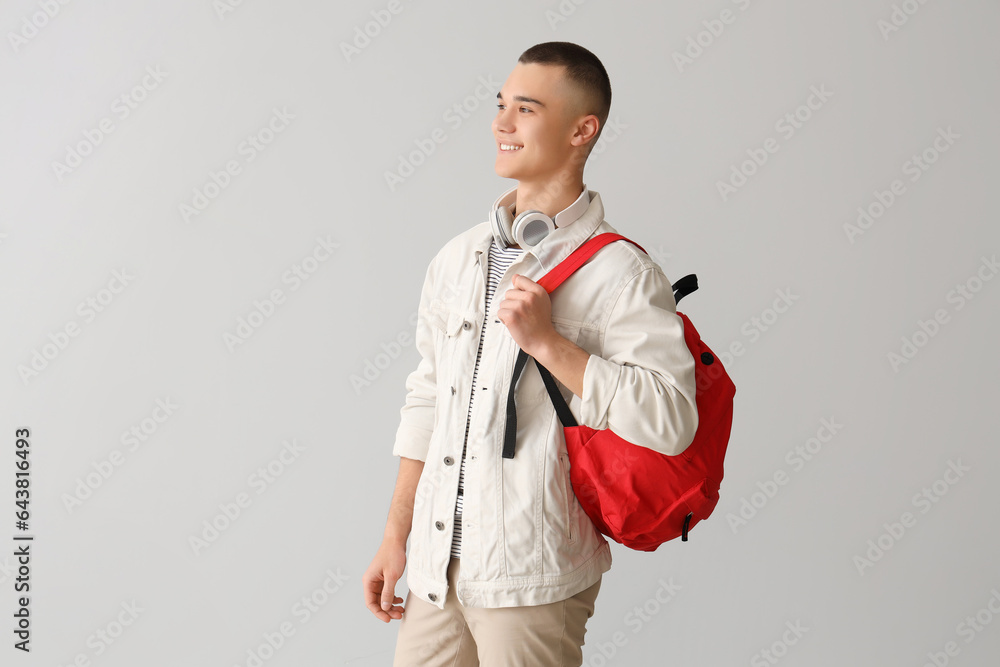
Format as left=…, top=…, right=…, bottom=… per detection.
left=428, top=305, right=478, bottom=395
left=551, top=318, right=583, bottom=346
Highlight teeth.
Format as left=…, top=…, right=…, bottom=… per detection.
left=500, top=144, right=522, bottom=151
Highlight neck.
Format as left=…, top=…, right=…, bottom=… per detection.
left=514, top=174, right=584, bottom=226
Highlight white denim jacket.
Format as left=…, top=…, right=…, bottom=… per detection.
left=392, top=188, right=699, bottom=609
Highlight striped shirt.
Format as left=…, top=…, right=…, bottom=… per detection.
left=450, top=237, right=524, bottom=558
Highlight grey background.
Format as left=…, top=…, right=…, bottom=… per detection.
left=1, top=0, right=998, bottom=665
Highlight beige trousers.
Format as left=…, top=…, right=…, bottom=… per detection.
left=392, top=557, right=602, bottom=667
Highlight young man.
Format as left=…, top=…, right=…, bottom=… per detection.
left=363, top=42, right=700, bottom=666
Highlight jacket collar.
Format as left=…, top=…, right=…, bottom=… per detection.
left=473, top=186, right=605, bottom=275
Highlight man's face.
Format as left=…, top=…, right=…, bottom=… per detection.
left=492, top=62, right=586, bottom=184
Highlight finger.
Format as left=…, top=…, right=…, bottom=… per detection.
left=384, top=595, right=406, bottom=619
left=362, top=576, right=379, bottom=608
left=513, top=274, right=539, bottom=291
left=376, top=594, right=405, bottom=620
left=381, top=574, right=398, bottom=612
left=504, top=288, right=530, bottom=303
left=363, top=579, right=391, bottom=622
left=366, top=599, right=391, bottom=622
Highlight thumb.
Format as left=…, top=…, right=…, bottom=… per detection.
left=381, top=573, right=397, bottom=611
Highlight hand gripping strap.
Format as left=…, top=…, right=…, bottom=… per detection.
left=502, top=233, right=644, bottom=459
left=535, top=270, right=698, bottom=420
left=502, top=232, right=701, bottom=459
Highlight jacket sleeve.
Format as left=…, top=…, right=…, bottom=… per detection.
left=578, top=265, right=700, bottom=457
left=391, top=257, right=438, bottom=462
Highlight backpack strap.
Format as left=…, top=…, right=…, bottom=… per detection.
left=672, top=274, right=698, bottom=305
left=502, top=233, right=643, bottom=459
left=502, top=347, right=533, bottom=458
left=535, top=356, right=576, bottom=428
left=535, top=233, right=646, bottom=293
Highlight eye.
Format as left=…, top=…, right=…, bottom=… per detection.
left=496, top=103, right=533, bottom=113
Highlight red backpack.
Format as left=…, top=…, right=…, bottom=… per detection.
left=502, top=233, right=736, bottom=551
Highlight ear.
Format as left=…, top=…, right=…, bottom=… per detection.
left=571, top=115, right=600, bottom=147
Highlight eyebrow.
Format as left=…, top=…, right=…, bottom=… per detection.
left=496, top=91, right=546, bottom=108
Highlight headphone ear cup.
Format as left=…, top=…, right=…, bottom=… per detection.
left=512, top=210, right=555, bottom=248
left=492, top=205, right=515, bottom=248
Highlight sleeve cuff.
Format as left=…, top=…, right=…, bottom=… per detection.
left=392, top=423, right=432, bottom=462
left=579, top=353, right=622, bottom=430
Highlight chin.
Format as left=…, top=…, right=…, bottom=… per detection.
left=494, top=163, right=519, bottom=180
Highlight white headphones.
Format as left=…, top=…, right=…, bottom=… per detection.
left=489, top=186, right=556, bottom=249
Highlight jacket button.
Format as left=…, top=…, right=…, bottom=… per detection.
left=451, top=386, right=456, bottom=395
left=444, top=456, right=454, bottom=465
left=463, top=321, right=471, bottom=330
left=435, top=521, right=445, bottom=530
left=428, top=593, right=438, bottom=602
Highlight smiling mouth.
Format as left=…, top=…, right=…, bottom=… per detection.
left=499, top=143, right=523, bottom=152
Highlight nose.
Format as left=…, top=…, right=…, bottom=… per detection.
left=494, top=104, right=514, bottom=133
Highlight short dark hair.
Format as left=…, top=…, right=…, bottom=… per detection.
left=517, top=41, right=612, bottom=154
